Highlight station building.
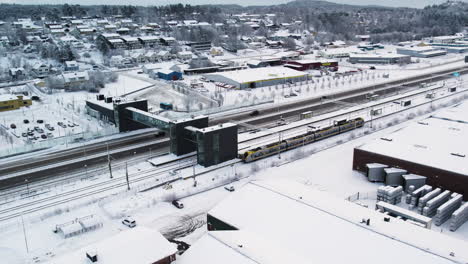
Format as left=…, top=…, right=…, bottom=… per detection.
left=0, top=94, right=32, bottom=112
left=353, top=102, right=468, bottom=200
left=203, top=67, right=307, bottom=89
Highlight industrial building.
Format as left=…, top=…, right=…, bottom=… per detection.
left=178, top=179, right=468, bottom=264
left=203, top=67, right=307, bottom=89
left=284, top=59, right=338, bottom=71
left=349, top=53, right=411, bottom=64
left=0, top=94, right=32, bottom=112
left=397, top=46, right=447, bottom=58
left=157, top=69, right=183, bottom=80
left=49, top=226, right=177, bottom=264
left=353, top=102, right=468, bottom=200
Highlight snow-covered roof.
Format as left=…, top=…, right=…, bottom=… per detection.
left=108, top=39, right=124, bottom=43
left=358, top=102, right=468, bottom=176
left=198, top=123, right=237, bottom=133
left=58, top=222, right=82, bottom=236
left=191, top=179, right=468, bottom=264
left=158, top=68, right=177, bottom=75
left=49, top=226, right=177, bottom=264
left=121, top=36, right=139, bottom=42
left=204, top=67, right=306, bottom=84
left=349, top=53, right=410, bottom=59
left=62, top=71, right=89, bottom=82
left=139, top=36, right=159, bottom=41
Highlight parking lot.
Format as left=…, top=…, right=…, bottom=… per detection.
left=0, top=98, right=103, bottom=147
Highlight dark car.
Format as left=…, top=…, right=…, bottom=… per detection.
left=249, top=110, right=260, bottom=116
left=370, top=66, right=376, bottom=70
left=10, top=124, right=16, bottom=129
left=37, top=119, right=44, bottom=124
left=23, top=119, right=29, bottom=124
left=172, top=200, right=184, bottom=209
left=41, top=134, right=47, bottom=139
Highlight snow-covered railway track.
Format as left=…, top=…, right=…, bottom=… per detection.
left=0, top=157, right=197, bottom=222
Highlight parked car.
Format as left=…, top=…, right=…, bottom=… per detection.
left=37, top=119, right=44, bottom=124
left=369, top=66, right=376, bottom=70
left=27, top=131, right=34, bottom=136
left=122, top=217, right=136, bottom=228
left=249, top=110, right=260, bottom=116
left=10, top=124, right=16, bottom=129
left=22, top=132, right=27, bottom=137
left=23, top=119, right=29, bottom=124
left=41, top=134, right=47, bottom=139
left=172, top=200, right=184, bottom=209
left=224, top=186, right=235, bottom=192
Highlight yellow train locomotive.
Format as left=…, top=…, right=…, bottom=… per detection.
left=240, top=117, right=364, bottom=162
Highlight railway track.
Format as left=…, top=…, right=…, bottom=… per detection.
left=0, top=65, right=465, bottom=189
left=0, top=129, right=163, bottom=175
left=0, top=149, right=170, bottom=197
left=0, top=156, right=197, bottom=222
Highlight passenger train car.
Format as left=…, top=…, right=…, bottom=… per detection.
left=240, top=117, right=365, bottom=162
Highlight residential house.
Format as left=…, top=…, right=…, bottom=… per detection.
left=122, top=36, right=142, bottom=49
left=65, top=61, right=79, bottom=71
left=104, top=24, right=117, bottom=33
left=61, top=71, right=89, bottom=90
left=32, top=63, right=50, bottom=78
left=157, top=50, right=171, bottom=61
left=131, top=53, right=147, bottom=64
left=138, top=36, right=160, bottom=48
left=9, top=67, right=25, bottom=80
left=160, top=37, right=177, bottom=46
left=178, top=51, right=194, bottom=61
left=116, top=27, right=130, bottom=35
left=145, top=51, right=159, bottom=63
left=210, top=47, right=224, bottom=56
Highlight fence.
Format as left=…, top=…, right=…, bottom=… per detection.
left=0, top=127, right=118, bottom=158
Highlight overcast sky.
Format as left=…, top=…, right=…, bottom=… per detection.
left=0, top=0, right=463, bottom=8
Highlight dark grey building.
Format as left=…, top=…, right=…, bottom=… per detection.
left=195, top=123, right=238, bottom=167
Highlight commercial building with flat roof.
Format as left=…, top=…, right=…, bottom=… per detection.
left=349, top=53, right=411, bottom=64
left=179, top=179, right=468, bottom=264
left=204, top=66, right=307, bottom=89
left=397, top=46, right=447, bottom=58
left=0, top=94, right=32, bottom=112
left=353, top=102, right=468, bottom=200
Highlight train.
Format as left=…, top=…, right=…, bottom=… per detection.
left=239, top=117, right=365, bottom=162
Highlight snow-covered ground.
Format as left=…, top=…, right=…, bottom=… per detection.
left=1, top=75, right=467, bottom=263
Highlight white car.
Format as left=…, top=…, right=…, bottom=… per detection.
left=122, top=217, right=136, bottom=228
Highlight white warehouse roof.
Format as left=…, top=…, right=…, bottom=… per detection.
left=357, top=101, right=468, bottom=177
left=179, top=179, right=468, bottom=264
left=204, top=66, right=306, bottom=84
left=47, top=226, right=177, bottom=264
